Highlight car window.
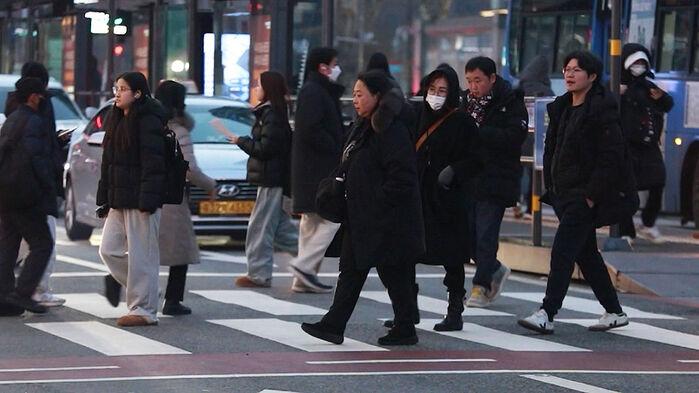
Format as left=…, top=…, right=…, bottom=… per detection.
left=85, top=107, right=110, bottom=136
left=188, top=104, right=255, bottom=143
left=48, top=89, right=82, bottom=120
left=0, top=87, right=11, bottom=112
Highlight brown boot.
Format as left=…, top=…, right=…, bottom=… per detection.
left=116, top=315, right=157, bottom=327
left=235, top=276, right=271, bottom=288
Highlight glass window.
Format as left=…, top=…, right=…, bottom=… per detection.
left=291, top=0, right=322, bottom=95
left=522, top=0, right=592, bottom=12
left=49, top=90, right=82, bottom=121
left=555, top=14, right=591, bottom=71
left=659, top=10, right=691, bottom=72
left=188, top=104, right=255, bottom=143
left=521, top=16, right=556, bottom=73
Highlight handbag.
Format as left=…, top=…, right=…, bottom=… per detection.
left=315, top=159, right=349, bottom=223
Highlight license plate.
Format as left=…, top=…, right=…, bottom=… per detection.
left=198, top=200, right=255, bottom=215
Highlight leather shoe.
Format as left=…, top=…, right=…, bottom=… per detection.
left=433, top=314, right=463, bottom=331
left=378, top=326, right=418, bottom=346
left=162, top=301, right=192, bottom=315
left=301, top=321, right=343, bottom=344
left=4, top=293, right=46, bottom=314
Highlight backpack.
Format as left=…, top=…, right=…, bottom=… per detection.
left=162, top=125, right=189, bottom=204
left=0, top=114, right=42, bottom=209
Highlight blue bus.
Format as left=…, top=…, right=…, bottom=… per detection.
left=503, top=0, right=699, bottom=227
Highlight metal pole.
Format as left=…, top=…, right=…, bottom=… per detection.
left=212, top=0, right=223, bottom=96
left=321, top=0, right=333, bottom=47
left=105, top=0, right=116, bottom=94
left=532, top=167, right=542, bottom=247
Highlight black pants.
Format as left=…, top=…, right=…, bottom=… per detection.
left=321, top=262, right=416, bottom=334
left=443, top=264, right=465, bottom=315
left=0, top=210, right=53, bottom=298
left=165, top=265, right=188, bottom=302
left=542, top=197, right=623, bottom=318
left=619, top=186, right=663, bottom=237
left=469, top=200, right=505, bottom=290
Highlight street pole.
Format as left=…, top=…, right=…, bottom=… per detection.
left=105, top=0, right=116, bottom=95
left=603, top=0, right=632, bottom=252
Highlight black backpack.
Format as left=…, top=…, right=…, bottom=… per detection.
left=0, top=114, right=42, bottom=209
left=162, top=125, right=189, bottom=205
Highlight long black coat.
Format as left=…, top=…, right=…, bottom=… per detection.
left=238, top=103, right=292, bottom=189
left=340, top=114, right=424, bottom=271
left=464, top=77, right=528, bottom=207
left=291, top=71, right=345, bottom=213
left=96, top=97, right=167, bottom=212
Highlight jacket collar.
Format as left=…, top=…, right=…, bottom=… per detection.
left=305, top=71, right=345, bottom=99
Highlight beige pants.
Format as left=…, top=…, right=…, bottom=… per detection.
left=99, top=208, right=161, bottom=322
left=289, top=213, right=340, bottom=281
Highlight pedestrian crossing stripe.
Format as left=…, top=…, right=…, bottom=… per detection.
left=26, top=321, right=190, bottom=356
left=502, top=292, right=683, bottom=320
left=361, top=291, right=512, bottom=317
left=59, top=293, right=171, bottom=319
left=558, top=320, right=699, bottom=351
left=521, top=374, right=620, bottom=393
left=191, top=290, right=327, bottom=315
left=417, top=319, right=589, bottom=352
left=208, top=318, right=387, bottom=352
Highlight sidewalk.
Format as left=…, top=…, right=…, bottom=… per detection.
left=497, top=208, right=699, bottom=306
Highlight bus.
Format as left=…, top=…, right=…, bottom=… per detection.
left=503, top=0, right=699, bottom=227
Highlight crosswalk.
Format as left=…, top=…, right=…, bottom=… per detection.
left=12, top=289, right=698, bottom=358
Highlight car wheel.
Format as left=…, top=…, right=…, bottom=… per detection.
left=64, top=180, right=93, bottom=241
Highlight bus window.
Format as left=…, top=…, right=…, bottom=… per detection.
left=555, top=14, right=591, bottom=71
left=659, top=10, right=691, bottom=72
left=521, top=16, right=556, bottom=73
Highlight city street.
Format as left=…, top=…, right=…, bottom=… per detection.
left=0, top=221, right=698, bottom=393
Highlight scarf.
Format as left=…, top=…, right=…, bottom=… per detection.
left=465, top=92, right=493, bottom=127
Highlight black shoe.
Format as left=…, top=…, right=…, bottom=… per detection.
left=433, top=314, right=463, bottom=331
left=301, top=322, right=344, bottom=344
left=104, top=275, right=121, bottom=307
left=289, top=266, right=333, bottom=293
left=383, top=312, right=420, bottom=328
left=378, top=326, right=418, bottom=346
left=4, top=293, right=47, bottom=314
left=162, top=301, right=192, bottom=315
left=0, top=301, right=24, bottom=316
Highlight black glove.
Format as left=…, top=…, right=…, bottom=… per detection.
left=96, top=205, right=110, bottom=218
left=437, top=166, right=455, bottom=190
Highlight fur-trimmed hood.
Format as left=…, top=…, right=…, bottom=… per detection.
left=370, top=87, right=405, bottom=133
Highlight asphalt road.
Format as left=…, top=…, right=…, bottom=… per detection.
left=1, top=223, right=698, bottom=393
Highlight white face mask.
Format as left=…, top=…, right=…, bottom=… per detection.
left=629, top=64, right=647, bottom=77
left=328, top=65, right=342, bottom=82
left=426, top=94, right=446, bottom=111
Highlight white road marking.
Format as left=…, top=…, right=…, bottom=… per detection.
left=521, top=374, right=620, bottom=392
left=306, top=358, right=495, bottom=365
left=49, top=270, right=467, bottom=279
left=678, top=360, right=699, bottom=363
left=417, top=319, right=589, bottom=352
left=54, top=240, right=76, bottom=247
left=200, top=251, right=252, bottom=265
left=558, top=320, right=699, bottom=350
left=59, top=293, right=169, bottom=319
left=0, top=366, right=119, bottom=373
left=208, top=318, right=386, bottom=352
left=191, top=290, right=326, bottom=315
left=26, top=321, right=190, bottom=356
left=503, top=292, right=683, bottom=320
left=259, top=390, right=300, bottom=393
left=361, top=291, right=512, bottom=317
left=56, top=255, right=109, bottom=272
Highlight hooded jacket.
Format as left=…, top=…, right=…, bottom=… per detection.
left=96, top=97, right=168, bottom=212
left=517, top=55, right=554, bottom=97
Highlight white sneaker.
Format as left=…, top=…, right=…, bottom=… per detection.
left=589, top=312, right=629, bottom=331
left=636, top=225, right=664, bottom=243
left=32, top=292, right=66, bottom=307
left=518, top=309, right=554, bottom=334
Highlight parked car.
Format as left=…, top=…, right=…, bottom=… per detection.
left=63, top=95, right=257, bottom=240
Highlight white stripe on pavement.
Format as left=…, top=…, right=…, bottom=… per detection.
left=49, top=271, right=467, bottom=279
left=259, top=390, right=300, bottom=393
left=26, top=321, right=190, bottom=356
left=191, top=290, right=326, bottom=315
left=521, top=374, right=620, bottom=393
left=558, top=320, right=699, bottom=350
left=56, top=255, right=109, bottom=272
left=208, top=318, right=386, bottom=352
left=0, top=366, right=119, bottom=373
left=361, top=291, right=512, bottom=317
left=200, top=251, right=252, bottom=265
left=306, top=358, right=495, bottom=365
left=59, top=293, right=169, bottom=319
left=417, top=319, right=589, bottom=352
left=502, top=292, right=683, bottom=320
left=678, top=360, right=699, bottom=363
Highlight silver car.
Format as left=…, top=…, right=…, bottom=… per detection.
left=63, top=95, right=257, bottom=240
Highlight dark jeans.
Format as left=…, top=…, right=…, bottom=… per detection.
left=542, top=196, right=623, bottom=318
left=321, top=262, right=416, bottom=334
left=619, top=186, right=663, bottom=237
left=469, top=200, right=506, bottom=290
left=165, top=265, right=188, bottom=302
left=0, top=209, right=53, bottom=298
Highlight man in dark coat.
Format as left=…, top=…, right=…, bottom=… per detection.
left=462, top=56, right=528, bottom=308
left=618, top=43, right=673, bottom=243
left=288, top=47, right=345, bottom=293
left=0, top=77, right=57, bottom=315
left=518, top=51, right=630, bottom=334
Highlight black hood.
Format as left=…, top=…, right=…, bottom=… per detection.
left=419, top=65, right=462, bottom=132
left=621, top=43, right=654, bottom=83
left=135, top=96, right=168, bottom=123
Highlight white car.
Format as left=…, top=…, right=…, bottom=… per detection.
left=63, top=95, right=257, bottom=240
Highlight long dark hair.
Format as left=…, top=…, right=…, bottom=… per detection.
left=155, top=80, right=186, bottom=119
left=104, top=72, right=151, bottom=150
left=259, top=71, right=289, bottom=122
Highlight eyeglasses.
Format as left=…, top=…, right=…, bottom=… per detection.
left=562, top=67, right=585, bottom=75
left=112, top=86, right=131, bottom=95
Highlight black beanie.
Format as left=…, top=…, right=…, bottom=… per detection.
left=15, top=77, right=46, bottom=103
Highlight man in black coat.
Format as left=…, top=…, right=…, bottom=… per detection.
left=288, top=47, right=345, bottom=293
left=462, top=56, right=528, bottom=308
left=0, top=77, right=58, bottom=315
left=518, top=51, right=629, bottom=334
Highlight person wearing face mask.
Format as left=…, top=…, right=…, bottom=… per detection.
left=288, top=47, right=345, bottom=293
left=462, top=56, right=528, bottom=309
left=618, top=43, right=674, bottom=244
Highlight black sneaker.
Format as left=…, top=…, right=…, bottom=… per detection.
left=289, top=266, right=333, bottom=293
left=301, top=322, right=344, bottom=344
left=4, top=293, right=47, bottom=314
left=104, top=275, right=121, bottom=307
left=433, top=314, right=463, bottom=331
left=378, top=327, right=418, bottom=346
left=162, top=301, right=192, bottom=316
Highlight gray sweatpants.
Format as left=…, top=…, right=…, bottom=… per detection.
left=99, top=208, right=161, bottom=322
left=245, top=187, right=298, bottom=285
left=289, top=212, right=340, bottom=277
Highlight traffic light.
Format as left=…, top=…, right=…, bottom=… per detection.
left=113, top=44, right=124, bottom=56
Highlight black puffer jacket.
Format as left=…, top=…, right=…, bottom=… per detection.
left=96, top=97, right=167, bottom=212
left=237, top=103, right=292, bottom=188
left=291, top=71, right=345, bottom=213
left=464, top=76, right=528, bottom=207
